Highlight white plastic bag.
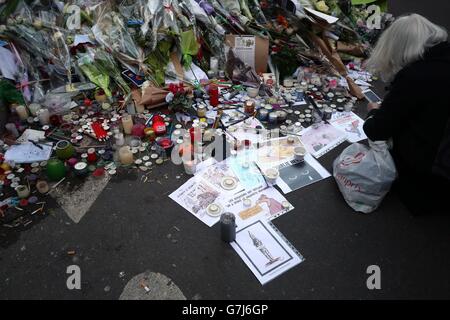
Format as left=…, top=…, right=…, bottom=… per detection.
left=333, top=141, right=397, bottom=213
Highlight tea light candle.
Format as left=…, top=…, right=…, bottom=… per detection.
left=37, top=108, right=50, bottom=125
left=287, top=136, right=296, bottom=144
left=119, top=146, right=134, bottom=165
left=121, top=114, right=133, bottom=135
left=264, top=168, right=279, bottom=185
left=16, top=105, right=29, bottom=121
left=74, top=162, right=88, bottom=176
left=36, top=180, right=49, bottom=194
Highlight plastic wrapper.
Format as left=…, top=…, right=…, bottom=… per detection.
left=140, top=0, right=161, bottom=37
left=190, top=0, right=225, bottom=35
left=92, top=7, right=147, bottom=75
left=43, top=91, right=78, bottom=115
left=161, top=0, right=181, bottom=34
left=51, top=30, right=74, bottom=87
left=146, top=40, right=172, bottom=86
left=77, top=52, right=112, bottom=97
left=180, top=29, right=200, bottom=68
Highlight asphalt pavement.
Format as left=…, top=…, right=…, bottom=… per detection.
left=0, top=0, right=449, bottom=300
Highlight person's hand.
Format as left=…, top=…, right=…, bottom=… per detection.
left=367, top=102, right=381, bottom=112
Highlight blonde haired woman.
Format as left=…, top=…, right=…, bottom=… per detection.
left=363, top=14, right=450, bottom=215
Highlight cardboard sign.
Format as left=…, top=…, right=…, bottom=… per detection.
left=225, top=35, right=269, bottom=74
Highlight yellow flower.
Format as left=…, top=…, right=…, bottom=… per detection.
left=315, top=1, right=329, bottom=12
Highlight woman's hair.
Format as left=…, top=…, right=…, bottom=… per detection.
left=365, top=14, right=448, bottom=82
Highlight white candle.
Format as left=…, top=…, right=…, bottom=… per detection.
left=37, top=108, right=50, bottom=125
left=114, top=133, right=125, bottom=147
left=121, top=114, right=133, bottom=135
left=183, top=160, right=196, bottom=175
left=16, top=105, right=29, bottom=121
left=247, top=87, right=259, bottom=98
left=210, top=57, right=219, bottom=73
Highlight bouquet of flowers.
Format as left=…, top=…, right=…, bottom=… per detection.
left=92, top=3, right=147, bottom=75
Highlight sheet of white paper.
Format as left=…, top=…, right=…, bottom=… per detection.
left=223, top=185, right=294, bottom=230
left=276, top=154, right=331, bottom=194
left=0, top=46, right=19, bottom=80
left=16, top=129, right=46, bottom=143
left=231, top=220, right=304, bottom=285
left=73, top=34, right=94, bottom=46
left=255, top=136, right=304, bottom=170
left=300, top=123, right=347, bottom=158
left=227, top=150, right=266, bottom=190
left=196, top=159, right=248, bottom=197
left=170, top=158, right=290, bottom=228
left=225, top=118, right=267, bottom=144
left=305, top=7, right=339, bottom=24
left=355, top=79, right=372, bottom=87
left=5, top=142, right=53, bottom=164
left=330, top=112, right=367, bottom=143
left=169, top=176, right=223, bottom=227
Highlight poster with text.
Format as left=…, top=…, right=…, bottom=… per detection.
left=330, top=112, right=367, bottom=143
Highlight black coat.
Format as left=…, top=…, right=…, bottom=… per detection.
left=363, top=42, right=450, bottom=215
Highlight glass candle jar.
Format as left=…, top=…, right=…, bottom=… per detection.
left=37, top=109, right=50, bottom=125
left=197, top=105, right=206, bottom=118
left=36, top=180, right=50, bottom=194
left=152, top=115, right=167, bottom=136
left=119, top=146, right=134, bottom=165
left=46, top=159, right=67, bottom=181
left=74, top=161, right=88, bottom=176
left=244, top=100, right=256, bottom=115
left=15, top=185, right=30, bottom=199
left=87, top=148, right=97, bottom=163
left=55, top=140, right=75, bottom=160
left=15, top=105, right=29, bottom=121
left=131, top=123, right=145, bottom=138
left=209, top=84, right=219, bottom=107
